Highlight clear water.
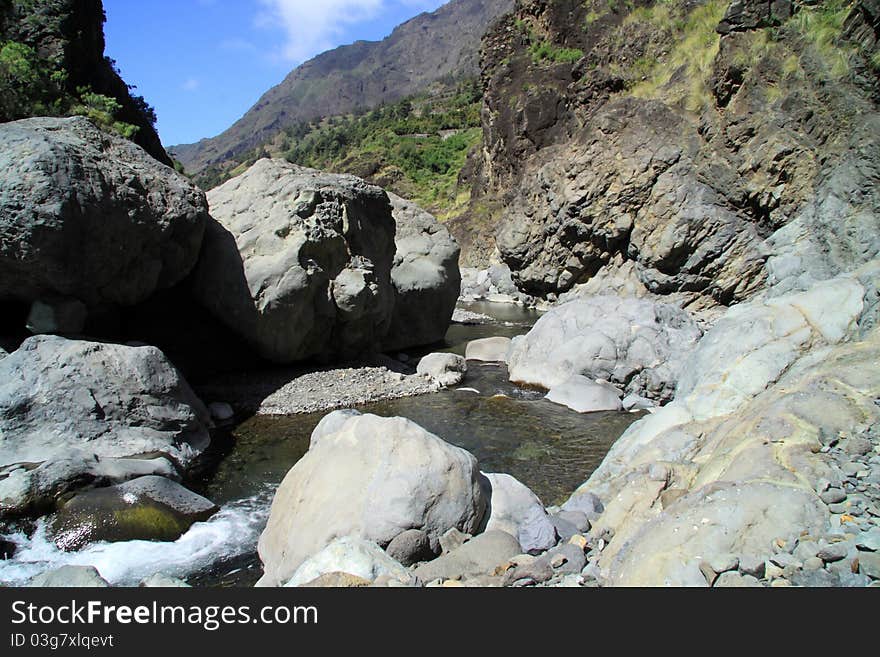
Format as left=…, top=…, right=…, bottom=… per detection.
left=0, top=302, right=642, bottom=587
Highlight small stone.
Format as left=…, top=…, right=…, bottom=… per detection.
left=545, top=544, right=587, bottom=574
left=789, top=569, right=841, bottom=587
left=770, top=578, right=792, bottom=587
left=439, top=528, right=470, bottom=555
left=856, top=528, right=880, bottom=552
left=442, top=580, right=464, bottom=588
left=820, top=488, right=847, bottom=505
left=817, top=543, right=849, bottom=563
left=770, top=553, right=801, bottom=569
left=829, top=503, right=850, bottom=514
left=139, top=574, right=191, bottom=588
left=859, top=552, right=880, bottom=579
left=714, top=572, right=762, bottom=588
left=386, top=529, right=434, bottom=567
left=764, top=561, right=785, bottom=580
left=568, top=534, right=588, bottom=550
left=803, top=557, right=824, bottom=571
left=739, top=555, right=766, bottom=579
left=554, top=510, right=590, bottom=533
left=843, top=437, right=872, bottom=456
left=793, top=540, right=820, bottom=561
left=208, top=402, right=235, bottom=422
left=550, top=515, right=579, bottom=542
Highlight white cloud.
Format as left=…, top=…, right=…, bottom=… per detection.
left=181, top=78, right=201, bottom=92
left=256, top=0, right=385, bottom=63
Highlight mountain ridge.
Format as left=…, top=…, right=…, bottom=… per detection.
left=170, top=0, right=513, bottom=178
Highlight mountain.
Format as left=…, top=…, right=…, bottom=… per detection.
left=0, top=0, right=171, bottom=165
left=170, top=0, right=513, bottom=178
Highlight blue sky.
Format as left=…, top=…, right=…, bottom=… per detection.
left=103, top=0, right=448, bottom=147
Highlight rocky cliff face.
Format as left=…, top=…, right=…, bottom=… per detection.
left=171, top=0, right=513, bottom=178
left=0, top=0, right=171, bottom=165
left=472, top=0, right=880, bottom=307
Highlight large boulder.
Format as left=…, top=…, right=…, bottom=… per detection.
left=191, top=159, right=397, bottom=363
left=507, top=296, right=702, bottom=401
left=383, top=193, right=461, bottom=350
left=569, top=267, right=880, bottom=585
left=257, top=411, right=489, bottom=586
left=0, top=336, right=212, bottom=517
left=0, top=117, right=207, bottom=313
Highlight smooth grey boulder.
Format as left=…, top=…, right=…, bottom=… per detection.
left=192, top=159, right=397, bottom=363
left=508, top=297, right=702, bottom=402
left=29, top=566, right=109, bottom=588
left=257, top=411, right=488, bottom=586
left=50, top=476, right=218, bottom=550
left=0, top=117, right=207, bottom=310
left=385, top=529, right=434, bottom=567
left=545, top=376, right=623, bottom=413
left=383, top=193, right=461, bottom=350
left=482, top=472, right=548, bottom=539
left=412, top=530, right=521, bottom=583
left=284, top=536, right=416, bottom=587
left=465, top=337, right=512, bottom=362
left=0, top=335, right=211, bottom=517
left=416, top=352, right=467, bottom=387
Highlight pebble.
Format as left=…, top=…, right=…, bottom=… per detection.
left=739, top=555, right=766, bottom=579
left=714, top=572, right=762, bottom=588
left=817, top=543, right=850, bottom=563
left=859, top=552, right=880, bottom=579
left=820, top=488, right=847, bottom=505
left=856, top=529, right=880, bottom=551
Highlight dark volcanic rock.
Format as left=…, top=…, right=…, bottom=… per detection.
left=0, top=117, right=208, bottom=317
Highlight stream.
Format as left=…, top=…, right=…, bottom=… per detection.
left=0, top=302, right=643, bottom=587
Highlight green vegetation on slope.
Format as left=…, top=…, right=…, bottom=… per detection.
left=200, top=81, right=484, bottom=221
left=0, top=38, right=146, bottom=137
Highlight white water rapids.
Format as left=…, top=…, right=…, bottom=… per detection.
left=0, top=489, right=273, bottom=587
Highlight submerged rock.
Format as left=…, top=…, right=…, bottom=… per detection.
left=0, top=335, right=211, bottom=517
left=50, top=476, right=218, bottom=551
left=383, top=193, right=461, bottom=351
left=0, top=117, right=207, bottom=314
left=257, top=411, right=488, bottom=586
left=417, top=353, right=467, bottom=387
left=545, top=376, right=623, bottom=413
left=192, top=160, right=396, bottom=363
